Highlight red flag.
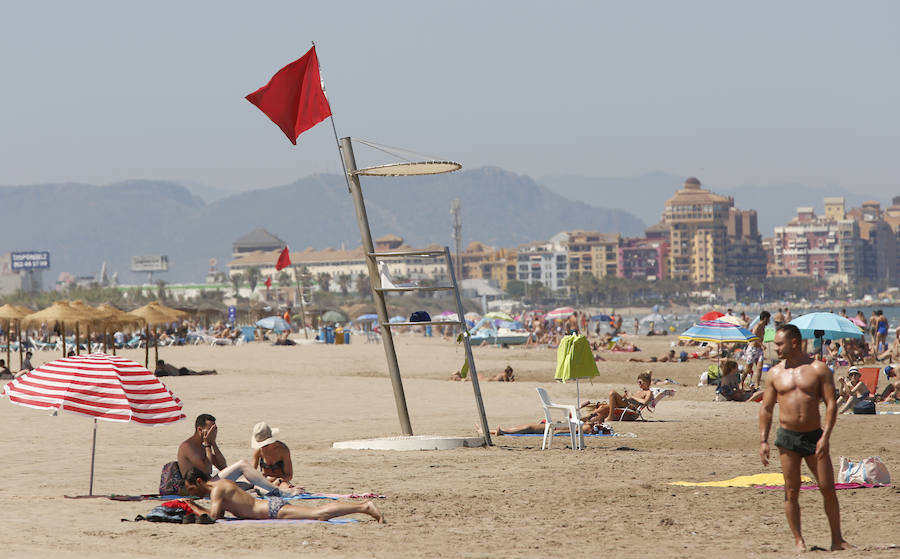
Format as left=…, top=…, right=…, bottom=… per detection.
left=275, top=247, right=291, bottom=271
left=246, top=46, right=332, bottom=144
left=265, top=276, right=272, bottom=288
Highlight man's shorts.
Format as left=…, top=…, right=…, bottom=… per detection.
left=743, top=345, right=764, bottom=365
left=774, top=427, right=823, bottom=457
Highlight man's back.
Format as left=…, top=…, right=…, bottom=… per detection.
left=209, top=479, right=267, bottom=519
left=769, top=357, right=826, bottom=432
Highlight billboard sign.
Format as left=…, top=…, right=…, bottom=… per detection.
left=131, top=255, right=169, bottom=272
left=11, top=251, right=50, bottom=271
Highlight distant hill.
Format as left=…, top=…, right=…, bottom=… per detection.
left=541, top=172, right=889, bottom=236
left=0, top=168, right=644, bottom=283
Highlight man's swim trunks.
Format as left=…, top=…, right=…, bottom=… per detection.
left=266, top=496, right=286, bottom=519
left=743, top=345, right=764, bottom=364
left=774, top=427, right=823, bottom=457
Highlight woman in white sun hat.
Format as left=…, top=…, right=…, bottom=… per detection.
left=251, top=421, right=303, bottom=494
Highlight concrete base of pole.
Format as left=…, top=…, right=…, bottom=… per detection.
left=333, top=435, right=486, bottom=451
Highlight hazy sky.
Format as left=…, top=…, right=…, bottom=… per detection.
left=3, top=1, right=898, bottom=196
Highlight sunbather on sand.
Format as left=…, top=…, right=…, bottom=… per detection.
left=250, top=422, right=303, bottom=494
left=876, top=365, right=899, bottom=401
left=628, top=349, right=676, bottom=363
left=836, top=367, right=871, bottom=413
left=177, top=414, right=300, bottom=497
left=180, top=469, right=383, bottom=523
left=716, top=360, right=763, bottom=402
left=581, top=371, right=654, bottom=423
left=449, top=365, right=515, bottom=382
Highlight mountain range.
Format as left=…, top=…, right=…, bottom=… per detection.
left=0, top=167, right=645, bottom=283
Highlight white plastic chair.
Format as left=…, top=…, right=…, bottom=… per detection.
left=536, top=387, right=583, bottom=450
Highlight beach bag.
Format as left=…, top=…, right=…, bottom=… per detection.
left=837, top=456, right=891, bottom=485
left=159, top=461, right=185, bottom=495
left=409, top=311, right=431, bottom=322
left=143, top=504, right=187, bottom=523
left=852, top=399, right=876, bottom=415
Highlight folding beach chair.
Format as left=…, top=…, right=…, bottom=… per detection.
left=614, top=387, right=675, bottom=421
left=858, top=367, right=880, bottom=396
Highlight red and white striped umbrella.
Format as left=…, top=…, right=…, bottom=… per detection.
left=545, top=307, right=575, bottom=320
left=1, top=353, right=185, bottom=494
left=1, top=352, right=185, bottom=424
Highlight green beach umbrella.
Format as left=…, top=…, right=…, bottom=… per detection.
left=554, top=334, right=599, bottom=411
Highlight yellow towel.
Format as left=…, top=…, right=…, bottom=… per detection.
left=669, top=473, right=813, bottom=487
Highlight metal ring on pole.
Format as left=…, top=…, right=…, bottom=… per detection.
left=353, top=161, right=462, bottom=176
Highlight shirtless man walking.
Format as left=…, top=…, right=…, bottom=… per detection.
left=759, top=324, right=850, bottom=553
left=181, top=469, right=383, bottom=523
left=744, top=311, right=770, bottom=388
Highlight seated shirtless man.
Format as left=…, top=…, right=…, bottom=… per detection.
left=876, top=365, right=900, bottom=401
left=177, top=413, right=297, bottom=496
left=180, top=468, right=383, bottom=523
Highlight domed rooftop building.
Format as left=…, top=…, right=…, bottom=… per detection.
left=661, top=177, right=757, bottom=284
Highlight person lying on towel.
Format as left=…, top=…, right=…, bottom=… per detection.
left=180, top=468, right=383, bottom=523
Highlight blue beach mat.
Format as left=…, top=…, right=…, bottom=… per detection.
left=216, top=517, right=357, bottom=524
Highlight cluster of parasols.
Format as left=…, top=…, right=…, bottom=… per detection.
left=0, top=300, right=187, bottom=369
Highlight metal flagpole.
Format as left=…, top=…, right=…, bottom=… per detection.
left=314, top=46, right=412, bottom=434
left=339, top=137, right=413, bottom=435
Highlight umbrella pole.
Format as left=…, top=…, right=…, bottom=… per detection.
left=17, top=320, right=23, bottom=369
left=89, top=418, right=97, bottom=496
left=103, top=328, right=108, bottom=354
left=154, top=331, right=159, bottom=365
left=61, top=321, right=66, bottom=357
left=5, top=319, right=9, bottom=368
left=75, top=323, right=80, bottom=356
left=144, top=325, right=149, bottom=367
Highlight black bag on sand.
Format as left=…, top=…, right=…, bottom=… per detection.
left=853, top=399, right=876, bottom=415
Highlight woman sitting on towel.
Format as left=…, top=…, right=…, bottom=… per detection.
left=716, top=360, right=763, bottom=402
left=250, top=422, right=303, bottom=494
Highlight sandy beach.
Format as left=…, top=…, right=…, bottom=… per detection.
left=1, top=334, right=898, bottom=558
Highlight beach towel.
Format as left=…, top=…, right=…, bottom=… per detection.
left=215, top=518, right=357, bottom=525
left=755, top=482, right=888, bottom=491
left=669, top=473, right=812, bottom=487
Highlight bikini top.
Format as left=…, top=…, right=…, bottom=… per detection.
left=259, top=456, right=285, bottom=473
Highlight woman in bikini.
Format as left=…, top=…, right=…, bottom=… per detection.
left=250, top=422, right=303, bottom=494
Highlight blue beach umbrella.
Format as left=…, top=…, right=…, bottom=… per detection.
left=256, top=316, right=290, bottom=332
left=354, top=313, right=379, bottom=322
left=787, top=312, right=864, bottom=341
left=389, top=315, right=406, bottom=323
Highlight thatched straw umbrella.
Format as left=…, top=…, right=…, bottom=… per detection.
left=95, top=303, right=144, bottom=355
left=22, top=301, right=95, bottom=357
left=128, top=302, right=186, bottom=367
left=0, top=304, right=29, bottom=369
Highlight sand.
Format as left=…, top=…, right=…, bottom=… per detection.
left=1, top=334, right=898, bottom=558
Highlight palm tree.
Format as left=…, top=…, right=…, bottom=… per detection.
left=336, top=273, right=352, bottom=295
left=355, top=275, right=372, bottom=298
left=277, top=271, right=292, bottom=287
left=316, top=272, right=332, bottom=293
left=245, top=267, right=261, bottom=294
left=230, top=273, right=243, bottom=297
